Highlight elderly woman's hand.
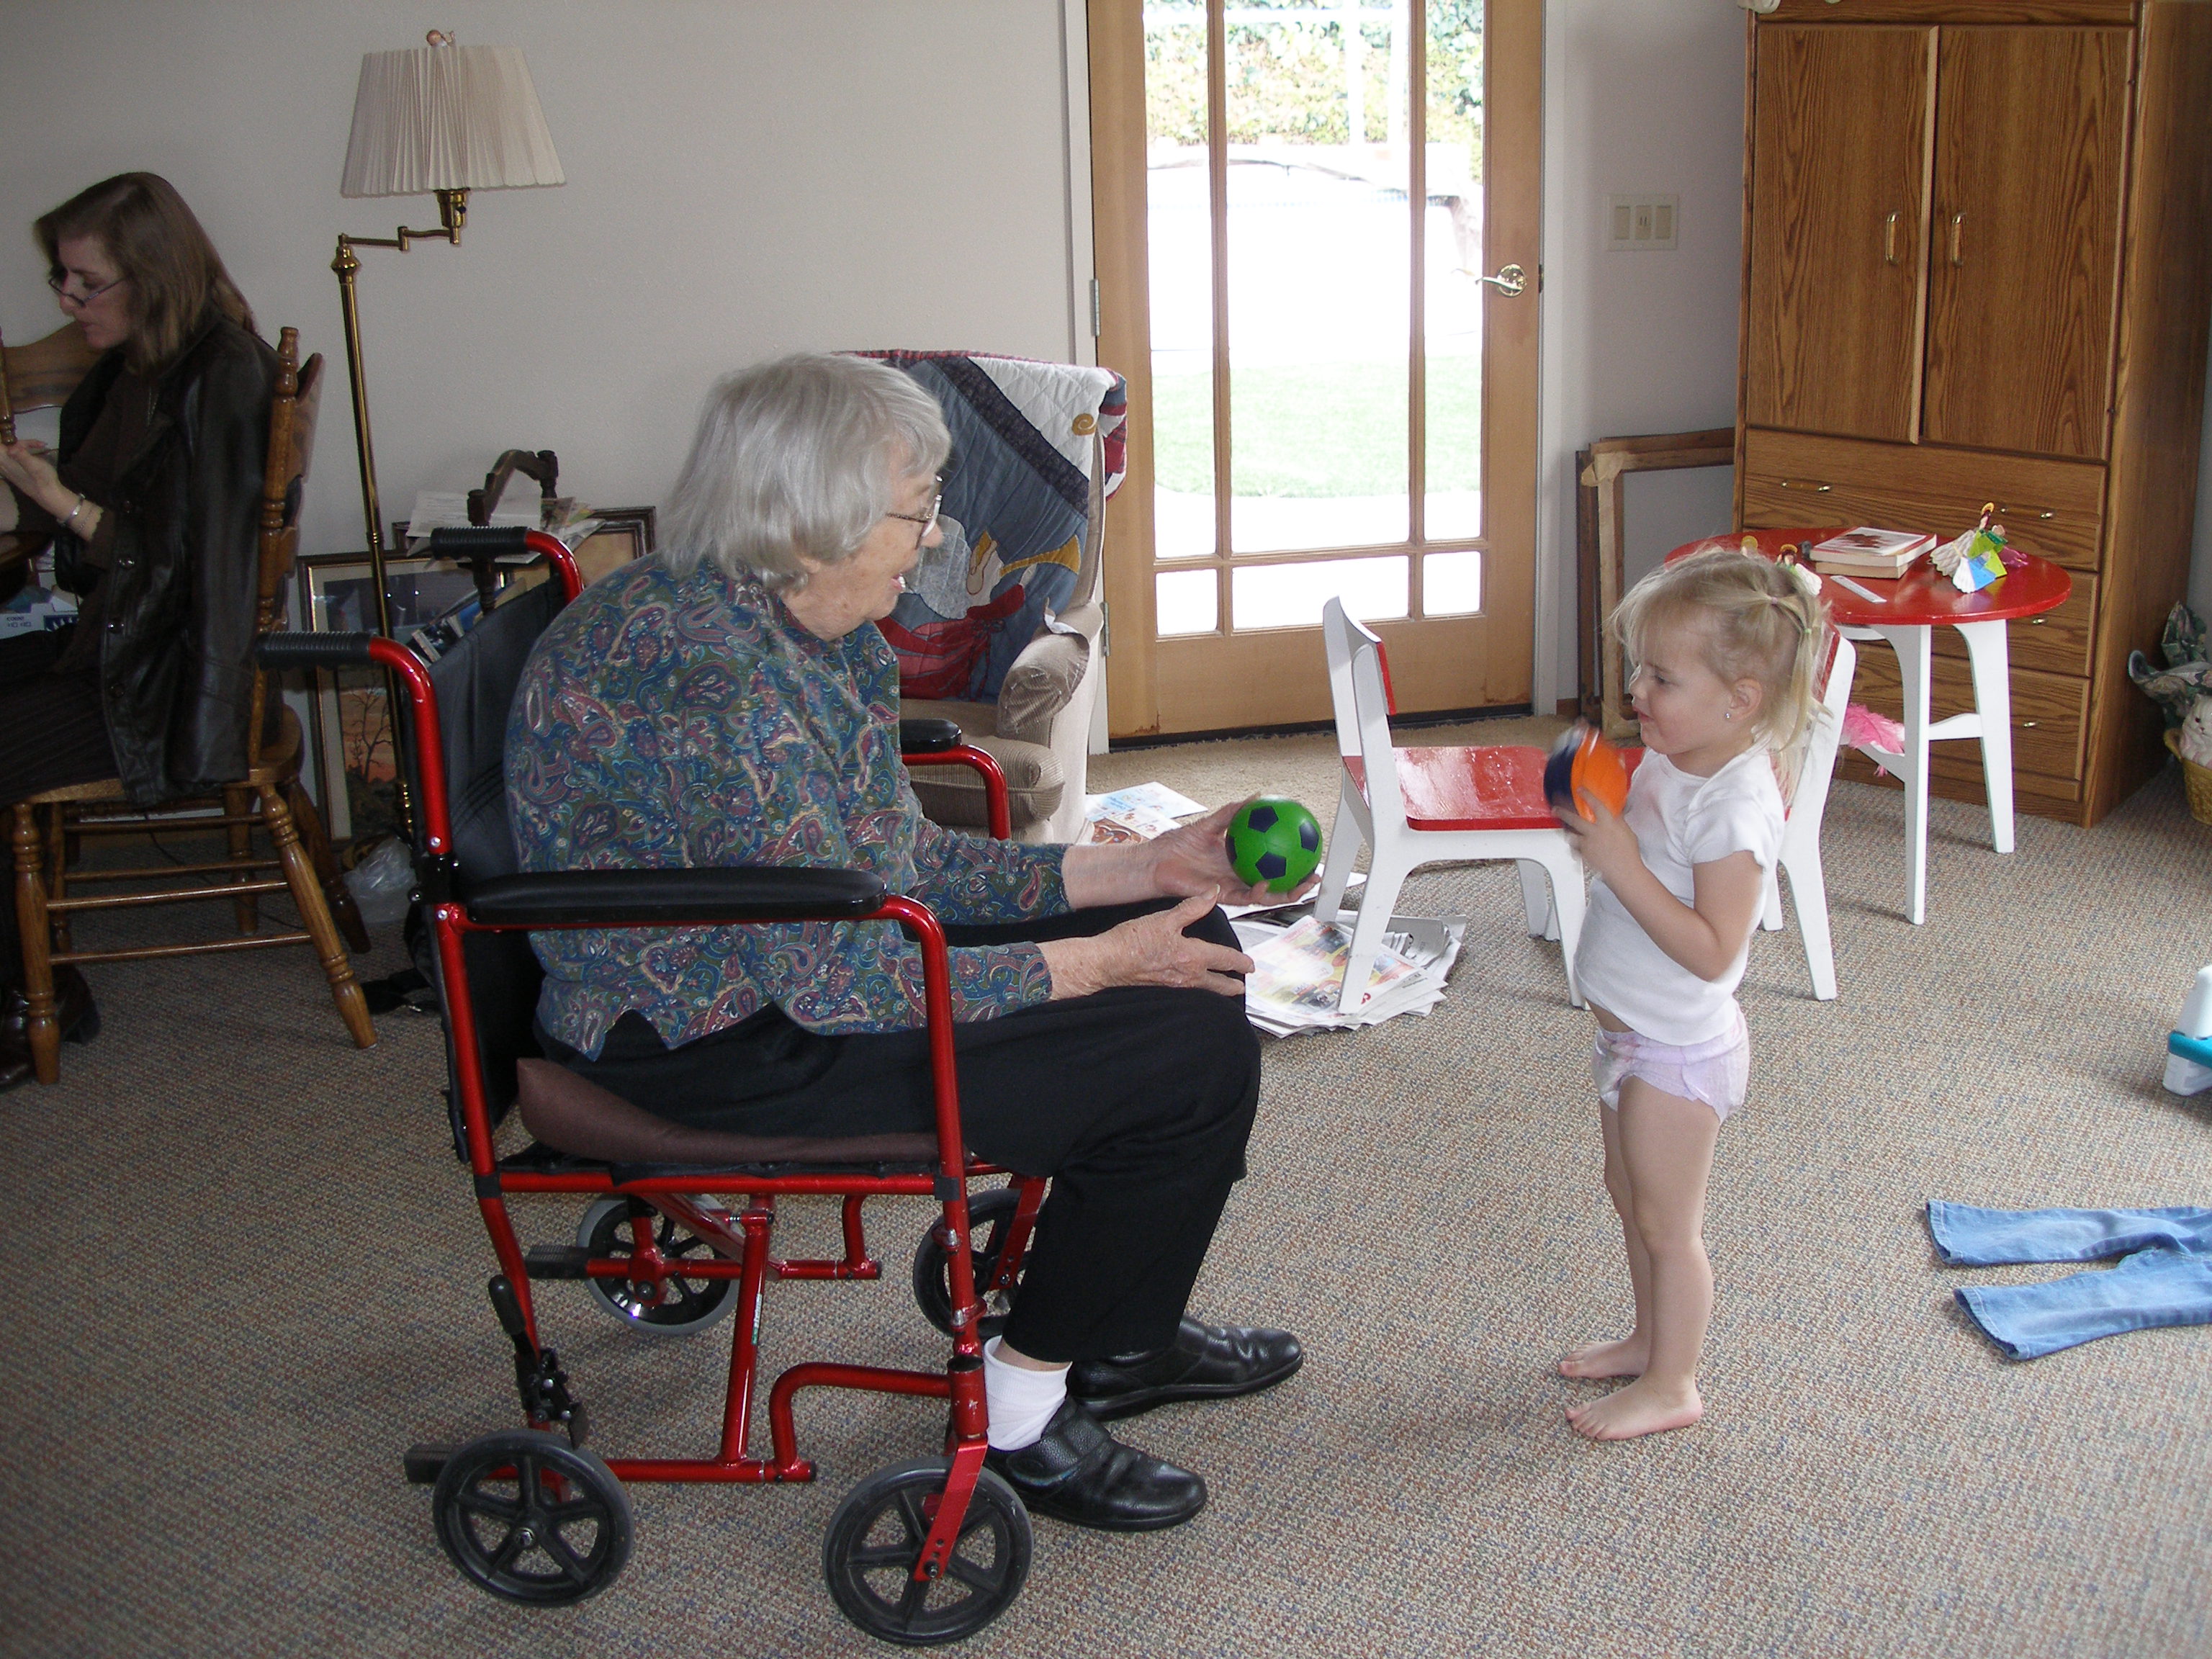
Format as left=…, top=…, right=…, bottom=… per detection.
left=1038, top=890, right=1254, bottom=1000
left=1143, top=799, right=1320, bottom=909
left=1059, top=796, right=1320, bottom=912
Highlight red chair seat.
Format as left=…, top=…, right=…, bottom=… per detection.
left=1346, top=745, right=1645, bottom=832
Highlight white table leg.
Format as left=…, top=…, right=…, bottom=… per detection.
left=1956, top=618, right=2015, bottom=855
left=1873, top=624, right=1934, bottom=926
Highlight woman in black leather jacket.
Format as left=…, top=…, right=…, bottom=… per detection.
left=0, top=172, right=276, bottom=1088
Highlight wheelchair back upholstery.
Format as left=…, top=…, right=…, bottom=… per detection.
left=417, top=577, right=570, bottom=1144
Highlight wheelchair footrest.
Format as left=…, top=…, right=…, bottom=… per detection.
left=523, top=1245, right=594, bottom=1280
left=403, top=1444, right=457, bottom=1485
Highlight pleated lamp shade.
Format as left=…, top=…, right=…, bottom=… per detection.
left=341, top=42, right=564, bottom=198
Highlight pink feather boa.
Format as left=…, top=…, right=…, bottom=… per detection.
left=1842, top=703, right=1906, bottom=775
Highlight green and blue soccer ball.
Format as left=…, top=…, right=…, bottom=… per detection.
left=1225, top=796, right=1323, bottom=894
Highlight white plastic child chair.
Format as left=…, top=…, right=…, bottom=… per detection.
left=1755, top=631, right=1857, bottom=1000
left=1313, top=597, right=1588, bottom=1014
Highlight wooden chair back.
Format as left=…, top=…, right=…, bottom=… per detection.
left=246, top=328, right=323, bottom=761
left=0, top=320, right=100, bottom=445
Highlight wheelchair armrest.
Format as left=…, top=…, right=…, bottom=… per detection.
left=255, top=630, right=382, bottom=671
left=463, top=866, right=886, bottom=927
left=899, top=717, right=965, bottom=755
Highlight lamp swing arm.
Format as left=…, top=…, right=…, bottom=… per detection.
left=336, top=186, right=471, bottom=257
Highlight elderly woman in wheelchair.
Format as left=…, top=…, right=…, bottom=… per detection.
left=507, top=352, right=1303, bottom=1537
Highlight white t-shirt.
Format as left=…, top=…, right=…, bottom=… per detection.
left=1573, top=745, right=1786, bottom=1046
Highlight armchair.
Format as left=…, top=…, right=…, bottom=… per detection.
left=862, top=353, right=1125, bottom=844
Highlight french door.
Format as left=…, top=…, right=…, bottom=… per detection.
left=1090, top=0, right=1542, bottom=737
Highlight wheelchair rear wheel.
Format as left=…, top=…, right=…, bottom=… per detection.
left=910, top=1184, right=1025, bottom=1343
left=577, top=1197, right=739, bottom=1336
left=431, top=1429, right=633, bottom=1605
left=823, top=1457, right=1030, bottom=1644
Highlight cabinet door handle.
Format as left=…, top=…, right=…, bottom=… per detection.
left=2029, top=616, right=2048, bottom=626
left=1949, top=212, right=1964, bottom=266
left=1779, top=480, right=1832, bottom=493
left=1884, top=211, right=1899, bottom=265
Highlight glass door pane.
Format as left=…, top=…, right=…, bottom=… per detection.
left=1146, top=1, right=1215, bottom=561
left=1223, top=1, right=1410, bottom=557
left=1424, top=0, right=1484, bottom=550
left=1233, top=555, right=1409, bottom=630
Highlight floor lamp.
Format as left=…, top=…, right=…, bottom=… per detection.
left=332, top=31, right=560, bottom=834
left=333, top=31, right=564, bottom=644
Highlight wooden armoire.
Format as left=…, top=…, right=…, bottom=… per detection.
left=1734, top=0, right=2212, bottom=825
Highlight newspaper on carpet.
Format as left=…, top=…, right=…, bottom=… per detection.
left=1233, top=912, right=1467, bottom=1035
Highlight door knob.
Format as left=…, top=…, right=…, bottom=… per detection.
left=1475, top=263, right=1528, bottom=297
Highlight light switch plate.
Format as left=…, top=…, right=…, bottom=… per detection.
left=1605, top=194, right=1679, bottom=252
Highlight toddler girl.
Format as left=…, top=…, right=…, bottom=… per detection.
left=1552, top=544, right=1828, bottom=1440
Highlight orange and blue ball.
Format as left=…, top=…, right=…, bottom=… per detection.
left=1544, top=726, right=1631, bottom=820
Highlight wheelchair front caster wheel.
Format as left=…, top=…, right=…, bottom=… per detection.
left=431, top=1429, right=633, bottom=1606
left=823, top=1457, right=1030, bottom=1645
left=577, top=1197, right=738, bottom=1336
left=910, top=1184, right=1023, bottom=1342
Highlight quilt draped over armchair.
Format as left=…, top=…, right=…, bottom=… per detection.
left=863, top=351, right=1126, bottom=842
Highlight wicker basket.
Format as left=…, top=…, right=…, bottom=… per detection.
left=2169, top=729, right=2212, bottom=824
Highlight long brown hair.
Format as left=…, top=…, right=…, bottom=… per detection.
left=35, top=172, right=255, bottom=374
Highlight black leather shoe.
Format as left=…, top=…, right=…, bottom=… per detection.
left=0, top=967, right=100, bottom=1065
left=984, top=1398, right=1206, bottom=1532
left=1069, top=1318, right=1304, bottom=1422
left=0, top=1054, right=30, bottom=1092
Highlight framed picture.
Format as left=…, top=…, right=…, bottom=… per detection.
left=297, top=552, right=514, bottom=840
left=495, top=505, right=659, bottom=599
left=295, top=516, right=656, bottom=841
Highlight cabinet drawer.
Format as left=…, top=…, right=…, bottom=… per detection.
left=1845, top=648, right=2087, bottom=783
left=1743, top=428, right=2106, bottom=571
left=1923, top=569, right=2096, bottom=678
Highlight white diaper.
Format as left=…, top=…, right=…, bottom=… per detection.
left=1590, top=1007, right=1749, bottom=1122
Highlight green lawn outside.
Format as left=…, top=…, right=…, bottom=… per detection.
left=1152, top=357, right=1482, bottom=498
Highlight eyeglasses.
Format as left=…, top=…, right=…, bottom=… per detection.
left=884, top=482, right=944, bottom=548
left=48, top=272, right=129, bottom=309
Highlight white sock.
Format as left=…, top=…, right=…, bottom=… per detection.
left=983, top=1336, right=1069, bottom=1452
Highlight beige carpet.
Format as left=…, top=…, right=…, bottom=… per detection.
left=4, top=727, right=2209, bottom=1658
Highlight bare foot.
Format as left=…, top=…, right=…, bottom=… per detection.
left=1557, top=1337, right=1648, bottom=1380
left=1565, top=1378, right=1704, bottom=1441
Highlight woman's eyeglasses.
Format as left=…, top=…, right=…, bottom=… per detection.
left=884, top=482, right=944, bottom=548
left=48, top=273, right=128, bottom=309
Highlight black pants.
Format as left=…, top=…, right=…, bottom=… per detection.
left=541, top=898, right=1264, bottom=1362
left=0, top=627, right=117, bottom=992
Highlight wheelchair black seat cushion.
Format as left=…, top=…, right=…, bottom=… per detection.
left=516, top=1058, right=940, bottom=1169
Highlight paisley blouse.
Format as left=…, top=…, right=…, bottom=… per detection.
left=506, top=557, right=1066, bottom=1058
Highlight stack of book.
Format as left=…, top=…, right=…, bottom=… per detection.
left=1808, top=526, right=1936, bottom=578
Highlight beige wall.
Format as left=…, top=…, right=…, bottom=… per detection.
left=0, top=0, right=1083, bottom=560
left=1535, top=0, right=1751, bottom=711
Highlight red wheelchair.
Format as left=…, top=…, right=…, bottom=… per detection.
left=260, top=528, right=1048, bottom=1644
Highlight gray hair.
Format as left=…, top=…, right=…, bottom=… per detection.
left=660, top=351, right=951, bottom=592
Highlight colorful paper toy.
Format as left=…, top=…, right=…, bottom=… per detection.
left=1942, top=503, right=2008, bottom=593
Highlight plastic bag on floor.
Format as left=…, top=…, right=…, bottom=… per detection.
left=343, top=836, right=415, bottom=927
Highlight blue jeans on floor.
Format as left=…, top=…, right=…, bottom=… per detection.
left=1925, top=1202, right=2212, bottom=1360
